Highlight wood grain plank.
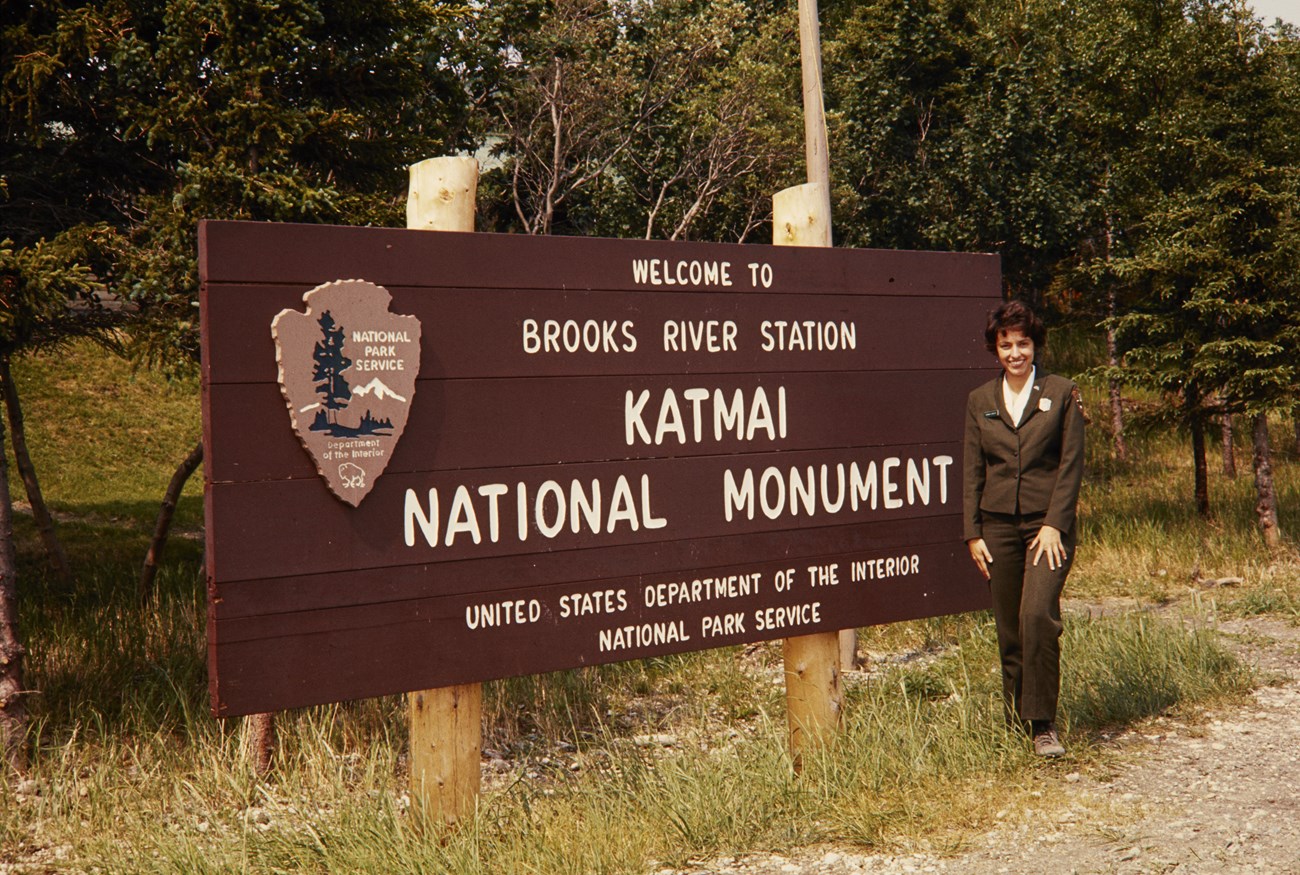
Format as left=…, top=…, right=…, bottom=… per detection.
left=202, top=284, right=995, bottom=385
left=205, top=369, right=986, bottom=483
left=212, top=513, right=966, bottom=619
left=206, top=442, right=964, bottom=582
left=211, top=542, right=988, bottom=715
left=200, top=221, right=1000, bottom=297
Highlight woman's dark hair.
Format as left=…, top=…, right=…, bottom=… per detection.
left=984, top=300, right=1046, bottom=353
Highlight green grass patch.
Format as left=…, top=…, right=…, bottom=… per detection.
left=7, top=339, right=203, bottom=522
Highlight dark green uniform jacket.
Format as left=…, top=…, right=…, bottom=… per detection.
left=962, top=371, right=1086, bottom=543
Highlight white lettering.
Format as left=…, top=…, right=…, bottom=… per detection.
left=753, top=601, right=821, bottom=632
left=625, top=386, right=788, bottom=446
left=404, top=488, right=439, bottom=547
left=598, top=620, right=691, bottom=652
left=522, top=319, right=637, bottom=353
left=661, top=320, right=739, bottom=353
left=445, top=485, right=482, bottom=546
left=722, top=456, right=952, bottom=521
left=883, top=457, right=903, bottom=509
left=758, top=320, right=857, bottom=352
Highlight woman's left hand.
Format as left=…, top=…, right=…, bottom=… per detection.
left=1030, top=525, right=1068, bottom=570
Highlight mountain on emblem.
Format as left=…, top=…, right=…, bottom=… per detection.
left=352, top=377, right=408, bottom=403
left=271, top=279, right=421, bottom=507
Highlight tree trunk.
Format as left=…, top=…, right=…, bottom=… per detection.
left=1221, top=412, right=1236, bottom=478
left=140, top=441, right=204, bottom=605
left=1252, top=413, right=1281, bottom=549
left=0, top=355, right=72, bottom=586
left=1293, top=412, right=1300, bottom=456
left=0, top=399, right=28, bottom=774
left=1191, top=416, right=1209, bottom=518
left=1106, top=286, right=1127, bottom=462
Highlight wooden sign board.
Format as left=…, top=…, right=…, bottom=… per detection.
left=199, top=221, right=1000, bottom=717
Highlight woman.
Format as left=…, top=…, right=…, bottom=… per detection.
left=963, top=301, right=1085, bottom=757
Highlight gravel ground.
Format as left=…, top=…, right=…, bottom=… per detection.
left=659, top=612, right=1300, bottom=875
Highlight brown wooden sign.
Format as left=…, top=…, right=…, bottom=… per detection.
left=200, top=220, right=1000, bottom=716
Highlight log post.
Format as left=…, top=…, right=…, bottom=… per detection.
left=772, top=0, right=848, bottom=766
left=773, top=183, right=842, bottom=770
left=406, top=155, right=482, bottom=826
left=783, top=632, right=841, bottom=772
left=241, top=710, right=275, bottom=775
left=797, top=0, right=831, bottom=220
left=774, top=183, right=831, bottom=248
left=794, top=0, right=856, bottom=672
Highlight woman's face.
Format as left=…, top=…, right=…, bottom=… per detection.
left=995, top=328, right=1035, bottom=381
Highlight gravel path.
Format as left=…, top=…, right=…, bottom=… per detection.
left=661, top=613, right=1300, bottom=875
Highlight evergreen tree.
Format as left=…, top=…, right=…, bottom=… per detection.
left=1110, top=0, right=1300, bottom=530
left=3, top=0, right=486, bottom=375
left=311, top=311, right=352, bottom=428
left=1, top=0, right=488, bottom=755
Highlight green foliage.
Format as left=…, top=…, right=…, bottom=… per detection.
left=1063, top=609, right=1246, bottom=727
left=0, top=236, right=117, bottom=357
left=3, top=0, right=486, bottom=376
left=824, top=0, right=1098, bottom=297
left=479, top=0, right=803, bottom=241
left=7, top=341, right=202, bottom=515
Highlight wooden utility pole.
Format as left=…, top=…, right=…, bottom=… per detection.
left=797, top=0, right=832, bottom=224
left=798, top=0, right=856, bottom=672
left=406, top=155, right=482, bottom=826
left=772, top=0, right=845, bottom=772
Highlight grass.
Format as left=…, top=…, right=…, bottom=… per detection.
left=5, top=341, right=205, bottom=588
left=0, top=338, right=1292, bottom=872
left=2, top=594, right=1254, bottom=873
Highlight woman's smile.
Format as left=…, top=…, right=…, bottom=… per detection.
left=996, top=329, right=1035, bottom=383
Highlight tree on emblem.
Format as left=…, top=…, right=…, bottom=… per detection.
left=311, top=310, right=352, bottom=429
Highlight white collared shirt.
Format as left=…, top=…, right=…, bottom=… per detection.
left=1002, top=366, right=1036, bottom=425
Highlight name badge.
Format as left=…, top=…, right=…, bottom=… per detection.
left=983, top=410, right=999, bottom=419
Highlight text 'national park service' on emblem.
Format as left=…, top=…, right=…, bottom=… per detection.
left=271, top=280, right=421, bottom=507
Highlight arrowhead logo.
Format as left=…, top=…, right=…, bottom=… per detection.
left=271, top=280, right=421, bottom=506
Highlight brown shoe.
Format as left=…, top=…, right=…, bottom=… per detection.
left=1032, top=722, right=1065, bottom=757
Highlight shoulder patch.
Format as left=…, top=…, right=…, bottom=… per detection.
left=1070, top=386, right=1091, bottom=424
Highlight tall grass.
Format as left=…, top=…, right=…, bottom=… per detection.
left=2, top=568, right=1253, bottom=872
left=0, top=338, right=1285, bottom=872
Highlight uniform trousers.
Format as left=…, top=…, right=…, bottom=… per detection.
left=981, top=511, right=1075, bottom=724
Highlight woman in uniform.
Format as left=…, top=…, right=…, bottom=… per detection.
left=963, top=300, right=1086, bottom=757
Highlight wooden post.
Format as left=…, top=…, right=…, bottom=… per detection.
left=406, top=155, right=482, bottom=827
left=773, top=184, right=842, bottom=771
left=241, top=710, right=275, bottom=775
left=794, top=0, right=856, bottom=671
left=797, top=0, right=833, bottom=231
left=408, top=156, right=478, bottom=233
left=783, top=632, right=841, bottom=771
left=774, top=183, right=831, bottom=247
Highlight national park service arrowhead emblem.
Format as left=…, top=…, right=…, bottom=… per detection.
left=271, top=280, right=421, bottom=506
